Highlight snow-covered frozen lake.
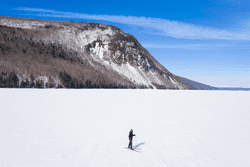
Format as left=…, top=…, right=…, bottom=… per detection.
left=0, top=89, right=250, bottom=167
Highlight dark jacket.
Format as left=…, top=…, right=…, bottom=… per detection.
left=129, top=131, right=135, bottom=140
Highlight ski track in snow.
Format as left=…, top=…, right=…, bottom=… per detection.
left=0, top=89, right=250, bottom=167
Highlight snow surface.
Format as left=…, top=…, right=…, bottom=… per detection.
left=0, top=90, right=250, bottom=167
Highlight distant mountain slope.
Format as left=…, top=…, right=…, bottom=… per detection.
left=177, top=77, right=216, bottom=90
left=0, top=16, right=215, bottom=89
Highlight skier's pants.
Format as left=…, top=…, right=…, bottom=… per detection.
left=128, top=139, right=133, bottom=149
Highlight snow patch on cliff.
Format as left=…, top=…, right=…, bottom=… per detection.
left=90, top=42, right=110, bottom=60
left=88, top=43, right=167, bottom=88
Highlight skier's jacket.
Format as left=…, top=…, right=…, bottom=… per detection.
left=129, top=131, right=135, bottom=140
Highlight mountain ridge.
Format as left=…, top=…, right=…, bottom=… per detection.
left=0, top=16, right=215, bottom=89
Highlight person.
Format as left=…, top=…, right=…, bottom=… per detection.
left=128, top=129, right=136, bottom=149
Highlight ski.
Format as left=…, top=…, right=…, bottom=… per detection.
left=125, top=147, right=140, bottom=152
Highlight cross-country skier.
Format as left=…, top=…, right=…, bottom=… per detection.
left=128, top=129, right=136, bottom=149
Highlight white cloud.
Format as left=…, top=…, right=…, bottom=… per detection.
left=141, top=43, right=250, bottom=50
left=15, top=7, right=250, bottom=40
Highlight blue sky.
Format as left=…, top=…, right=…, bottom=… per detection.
left=1, top=0, right=249, bottom=87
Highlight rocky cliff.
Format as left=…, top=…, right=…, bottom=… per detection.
left=0, top=16, right=215, bottom=89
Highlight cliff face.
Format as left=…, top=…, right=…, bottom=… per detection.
left=0, top=16, right=214, bottom=89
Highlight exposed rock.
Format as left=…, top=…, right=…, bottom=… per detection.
left=0, top=16, right=215, bottom=89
